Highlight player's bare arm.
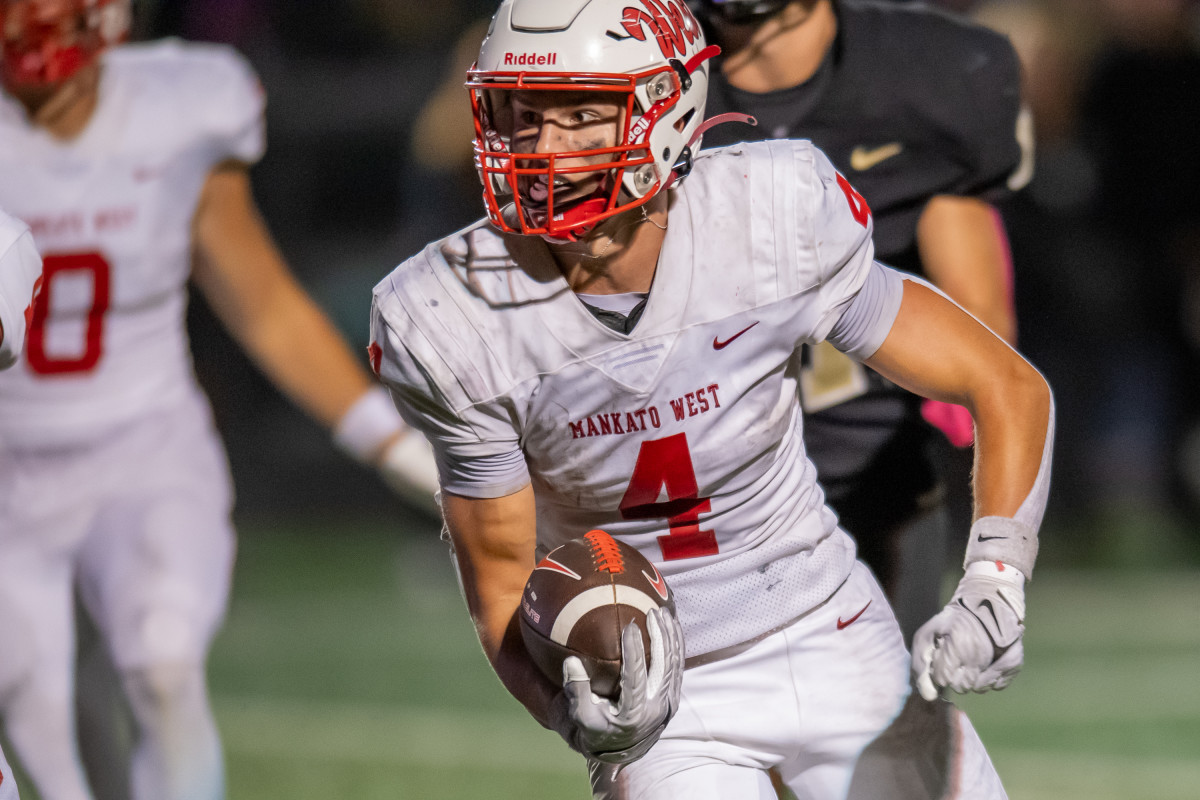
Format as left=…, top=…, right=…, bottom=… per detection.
left=864, top=278, right=1052, bottom=701
left=441, top=487, right=562, bottom=723
left=441, top=487, right=682, bottom=765
left=191, top=162, right=376, bottom=431
left=917, top=195, right=1017, bottom=344
left=190, top=161, right=438, bottom=503
left=863, top=279, right=1048, bottom=517
left=192, top=160, right=441, bottom=503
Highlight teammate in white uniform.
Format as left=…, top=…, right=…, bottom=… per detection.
left=0, top=209, right=42, bottom=371
left=0, top=2, right=437, bottom=799
left=0, top=207, right=34, bottom=800
left=371, top=1, right=1054, bottom=798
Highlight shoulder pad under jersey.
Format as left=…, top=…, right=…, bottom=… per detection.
left=106, top=39, right=266, bottom=165
left=371, top=219, right=568, bottom=414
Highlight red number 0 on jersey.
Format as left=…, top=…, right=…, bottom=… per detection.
left=619, top=432, right=718, bottom=561
left=26, top=251, right=112, bottom=375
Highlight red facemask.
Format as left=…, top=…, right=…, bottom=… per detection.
left=1, top=0, right=128, bottom=90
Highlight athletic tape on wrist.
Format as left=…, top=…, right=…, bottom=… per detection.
left=378, top=431, right=441, bottom=503
left=963, top=549, right=1027, bottom=588
left=964, top=391, right=1055, bottom=578
left=965, top=517, right=1037, bottom=576
left=333, top=385, right=406, bottom=463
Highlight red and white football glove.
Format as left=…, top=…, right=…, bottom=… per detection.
left=549, top=607, right=684, bottom=764
left=912, top=560, right=1026, bottom=702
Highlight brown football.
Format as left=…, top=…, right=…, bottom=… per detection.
left=519, top=529, right=675, bottom=700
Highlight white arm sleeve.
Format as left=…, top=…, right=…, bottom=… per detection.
left=0, top=216, right=42, bottom=370
left=824, top=261, right=905, bottom=360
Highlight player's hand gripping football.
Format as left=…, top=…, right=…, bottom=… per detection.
left=912, top=560, right=1026, bottom=702
left=549, top=607, right=684, bottom=764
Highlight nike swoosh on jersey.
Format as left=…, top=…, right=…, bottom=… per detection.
left=849, top=142, right=903, bottom=171
left=713, top=321, right=759, bottom=350
left=837, top=599, right=872, bottom=630
left=643, top=566, right=669, bottom=601
left=977, top=535, right=1008, bottom=542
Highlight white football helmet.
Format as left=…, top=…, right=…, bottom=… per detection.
left=468, top=0, right=717, bottom=240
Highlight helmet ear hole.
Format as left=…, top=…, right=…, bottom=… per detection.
left=674, top=108, right=696, bottom=133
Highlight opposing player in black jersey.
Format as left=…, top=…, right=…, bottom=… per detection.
left=694, top=0, right=1032, bottom=644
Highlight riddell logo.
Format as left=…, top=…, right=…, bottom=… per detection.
left=504, top=52, right=558, bottom=66
left=621, top=0, right=701, bottom=60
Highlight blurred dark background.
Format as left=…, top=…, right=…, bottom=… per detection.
left=138, top=0, right=1199, bottom=565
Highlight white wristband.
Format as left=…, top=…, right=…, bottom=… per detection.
left=333, top=386, right=406, bottom=463
left=964, top=517, right=1039, bottom=579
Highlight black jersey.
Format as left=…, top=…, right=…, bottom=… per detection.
left=702, top=0, right=1027, bottom=500
left=703, top=0, right=1027, bottom=274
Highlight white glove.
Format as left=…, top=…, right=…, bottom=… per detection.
left=549, top=607, right=684, bottom=764
left=377, top=431, right=441, bottom=517
left=912, top=560, right=1026, bottom=702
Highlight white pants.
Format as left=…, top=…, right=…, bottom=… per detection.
left=593, top=561, right=1006, bottom=799
left=0, top=391, right=235, bottom=690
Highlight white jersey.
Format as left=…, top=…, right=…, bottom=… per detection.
left=372, top=139, right=895, bottom=656
left=0, top=40, right=265, bottom=448
left=0, top=210, right=42, bottom=370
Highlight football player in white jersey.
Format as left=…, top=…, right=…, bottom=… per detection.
left=0, top=2, right=438, bottom=800
left=0, top=206, right=34, bottom=800
left=370, top=0, right=1054, bottom=798
left=0, top=208, right=42, bottom=371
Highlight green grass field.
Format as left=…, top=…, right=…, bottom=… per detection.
left=210, top=516, right=1200, bottom=799
left=8, top=513, right=1200, bottom=798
